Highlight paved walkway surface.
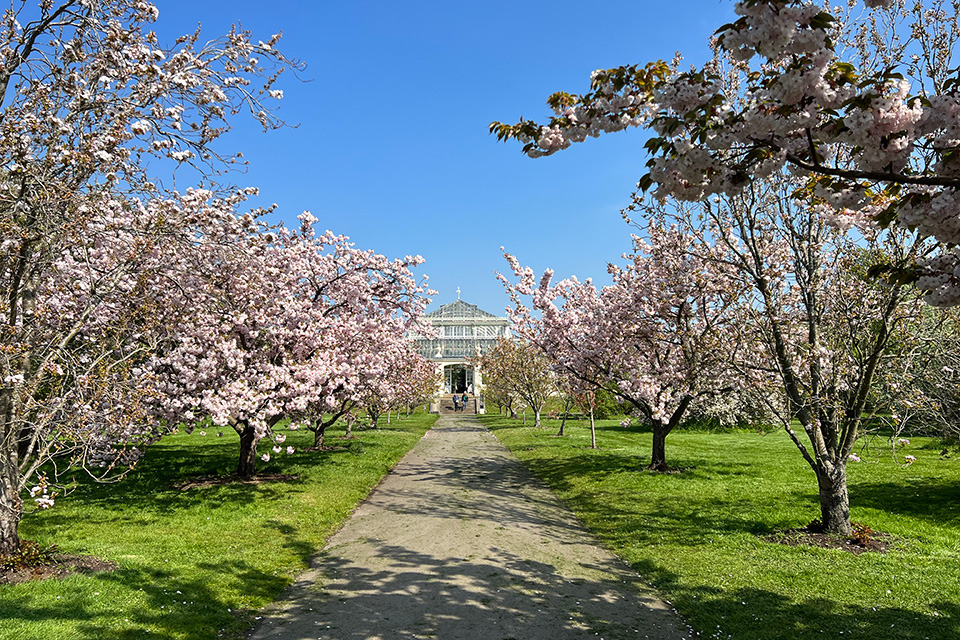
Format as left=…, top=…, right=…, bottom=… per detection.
left=249, top=413, right=692, bottom=640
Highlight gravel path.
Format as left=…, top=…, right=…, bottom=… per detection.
left=249, top=413, right=693, bottom=640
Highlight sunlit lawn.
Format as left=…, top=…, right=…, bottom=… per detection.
left=1, top=412, right=437, bottom=640
left=481, top=414, right=960, bottom=640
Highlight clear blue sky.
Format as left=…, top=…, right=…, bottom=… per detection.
left=158, top=0, right=737, bottom=316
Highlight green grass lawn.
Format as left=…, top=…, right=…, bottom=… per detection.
left=480, top=414, right=960, bottom=640
left=1, top=412, right=437, bottom=640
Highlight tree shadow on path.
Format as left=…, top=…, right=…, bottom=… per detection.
left=251, top=540, right=690, bottom=640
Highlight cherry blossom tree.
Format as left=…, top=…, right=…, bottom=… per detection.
left=353, top=341, right=435, bottom=429
left=575, top=388, right=601, bottom=449
left=148, top=210, right=431, bottom=477
left=869, top=303, right=960, bottom=447
left=491, top=0, right=960, bottom=304
left=635, top=178, right=929, bottom=533
left=0, top=0, right=296, bottom=555
left=551, top=376, right=579, bottom=437
left=388, top=351, right=440, bottom=419
left=500, top=223, right=747, bottom=470
left=478, top=337, right=555, bottom=428
left=483, top=374, right=519, bottom=418
left=488, top=0, right=960, bottom=532
left=293, top=314, right=435, bottom=448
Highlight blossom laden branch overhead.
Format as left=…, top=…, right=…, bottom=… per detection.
left=492, top=0, right=960, bottom=305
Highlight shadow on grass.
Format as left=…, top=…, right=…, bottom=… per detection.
left=262, top=519, right=316, bottom=567
left=641, top=552, right=958, bottom=639
left=481, top=433, right=923, bottom=546
left=632, top=555, right=959, bottom=640
left=0, top=560, right=286, bottom=640
left=850, top=478, right=960, bottom=524
left=44, top=431, right=376, bottom=519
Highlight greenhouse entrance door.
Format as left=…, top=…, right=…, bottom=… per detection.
left=444, top=364, right=474, bottom=394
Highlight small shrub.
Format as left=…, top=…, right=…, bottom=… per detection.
left=0, top=540, right=59, bottom=572
left=851, top=522, right=874, bottom=546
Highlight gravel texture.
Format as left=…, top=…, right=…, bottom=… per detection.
left=249, top=413, right=693, bottom=640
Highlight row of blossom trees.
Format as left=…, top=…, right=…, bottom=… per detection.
left=500, top=189, right=931, bottom=536
left=492, top=0, right=957, bottom=534
left=0, top=1, right=434, bottom=557
left=477, top=337, right=555, bottom=428
left=144, top=205, right=432, bottom=477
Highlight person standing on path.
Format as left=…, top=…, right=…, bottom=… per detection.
left=250, top=412, right=693, bottom=640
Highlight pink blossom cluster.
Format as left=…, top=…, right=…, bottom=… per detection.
left=720, top=2, right=827, bottom=62
left=493, top=0, right=960, bottom=304
left=0, top=1, right=433, bottom=552
left=141, top=200, right=431, bottom=472
left=916, top=249, right=960, bottom=306
left=496, top=63, right=667, bottom=159
left=499, top=222, right=746, bottom=467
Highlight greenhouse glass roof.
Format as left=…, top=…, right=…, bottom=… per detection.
left=413, top=300, right=510, bottom=360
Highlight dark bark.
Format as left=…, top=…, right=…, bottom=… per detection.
left=557, top=396, right=574, bottom=436
left=648, top=422, right=669, bottom=471
left=311, top=405, right=351, bottom=448
left=628, top=395, right=691, bottom=472
left=816, top=462, right=852, bottom=534
left=0, top=389, right=21, bottom=555
left=0, top=463, right=21, bottom=556
left=313, top=422, right=327, bottom=448
left=236, top=422, right=258, bottom=479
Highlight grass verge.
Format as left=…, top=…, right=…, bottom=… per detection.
left=1, top=412, right=437, bottom=640
left=480, top=414, right=960, bottom=640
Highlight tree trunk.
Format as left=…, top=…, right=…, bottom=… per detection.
left=534, top=407, right=542, bottom=428
left=0, top=460, right=21, bottom=556
left=589, top=406, right=597, bottom=449
left=313, top=422, right=327, bottom=448
left=816, top=462, right=852, bottom=534
left=237, top=423, right=259, bottom=479
left=0, top=389, right=22, bottom=555
left=648, top=422, right=669, bottom=471
left=558, top=396, right=574, bottom=436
